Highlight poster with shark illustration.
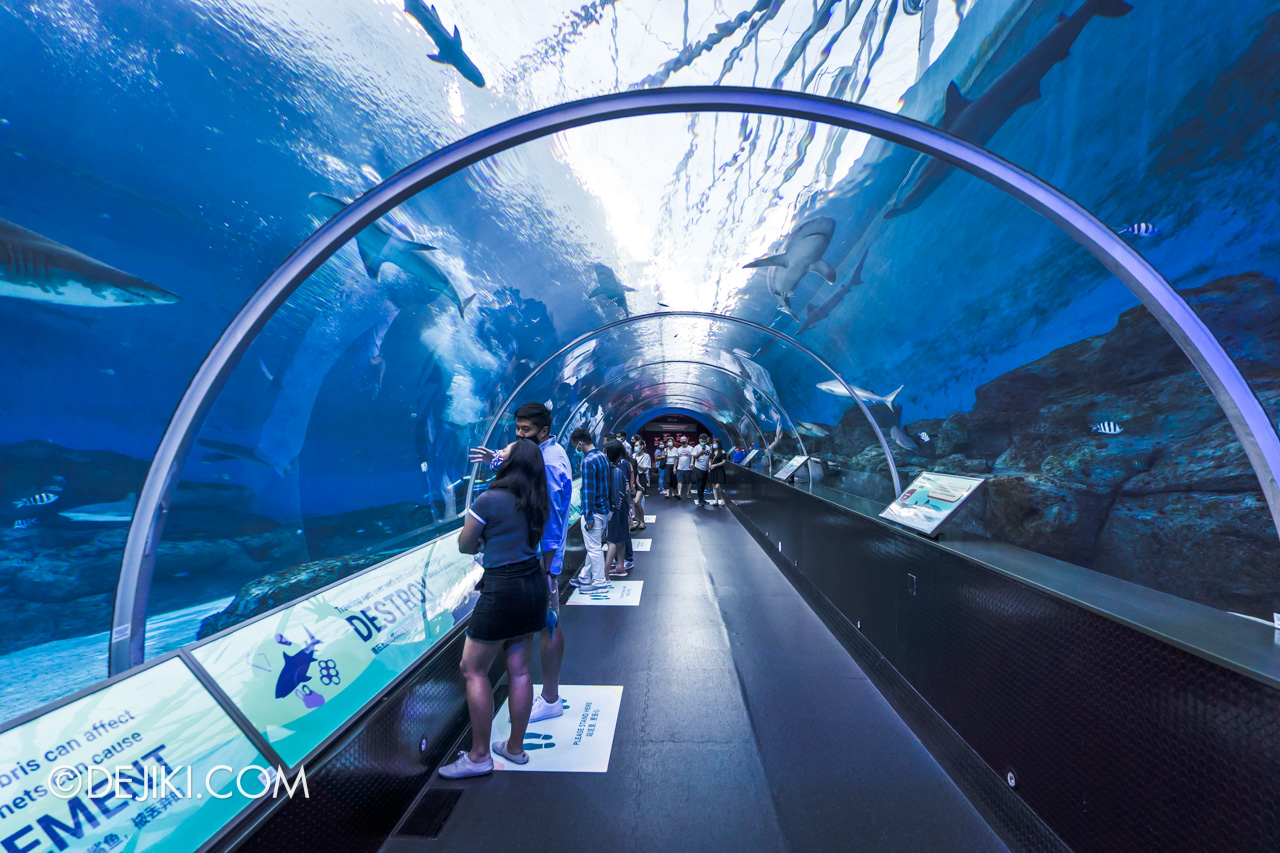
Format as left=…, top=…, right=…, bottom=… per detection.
left=191, top=541, right=481, bottom=767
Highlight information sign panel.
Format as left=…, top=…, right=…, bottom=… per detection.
left=773, top=455, right=810, bottom=481
left=192, top=541, right=482, bottom=768
left=880, top=472, right=985, bottom=536
left=0, top=657, right=265, bottom=853
left=739, top=449, right=760, bottom=466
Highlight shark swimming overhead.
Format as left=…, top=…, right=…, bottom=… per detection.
left=0, top=218, right=180, bottom=308
left=590, top=264, right=635, bottom=316
left=404, top=0, right=486, bottom=88
left=743, top=217, right=838, bottom=322
left=310, top=193, right=473, bottom=317
left=885, top=0, right=1133, bottom=218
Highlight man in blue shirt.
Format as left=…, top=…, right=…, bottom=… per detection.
left=469, top=402, right=574, bottom=722
left=569, top=427, right=612, bottom=596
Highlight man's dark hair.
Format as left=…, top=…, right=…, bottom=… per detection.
left=699, top=433, right=709, bottom=441
left=569, top=428, right=594, bottom=447
left=514, top=402, right=553, bottom=433
left=604, top=439, right=625, bottom=464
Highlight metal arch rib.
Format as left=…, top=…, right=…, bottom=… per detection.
left=607, top=393, right=752, bottom=444
left=467, top=310, right=887, bottom=508
left=602, top=382, right=798, bottom=454
left=551, top=358, right=808, bottom=450
left=112, top=85, right=1280, bottom=673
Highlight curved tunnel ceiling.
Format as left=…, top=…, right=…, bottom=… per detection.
left=108, top=86, right=1280, bottom=671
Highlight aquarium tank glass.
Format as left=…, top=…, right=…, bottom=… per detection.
left=1, top=0, right=1278, bottom=722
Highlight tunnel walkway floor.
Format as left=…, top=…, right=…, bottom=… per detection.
left=388, top=497, right=1007, bottom=852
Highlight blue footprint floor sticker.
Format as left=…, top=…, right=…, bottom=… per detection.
left=524, top=733, right=556, bottom=750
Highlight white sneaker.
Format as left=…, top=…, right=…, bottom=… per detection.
left=578, top=581, right=609, bottom=593
left=530, top=694, right=565, bottom=723
left=492, top=739, right=529, bottom=765
left=438, top=750, right=493, bottom=778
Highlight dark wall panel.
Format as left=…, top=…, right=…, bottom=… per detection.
left=729, top=468, right=1280, bottom=853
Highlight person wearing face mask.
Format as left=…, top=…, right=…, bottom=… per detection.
left=691, top=434, right=712, bottom=507
left=664, top=438, right=679, bottom=499
left=468, top=402, right=574, bottom=725
left=707, top=439, right=728, bottom=506
left=674, top=436, right=694, bottom=499
left=654, top=438, right=667, bottom=495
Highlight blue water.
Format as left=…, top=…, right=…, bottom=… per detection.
left=1, top=0, right=1278, bottom=719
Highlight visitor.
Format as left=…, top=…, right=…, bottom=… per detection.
left=654, top=438, right=667, bottom=495
left=664, top=437, right=678, bottom=497
left=675, top=435, right=694, bottom=499
left=604, top=440, right=632, bottom=578
left=439, top=439, right=549, bottom=778
left=708, top=438, right=728, bottom=506
left=569, top=429, right=612, bottom=593
left=634, top=441, right=651, bottom=529
left=691, top=434, right=712, bottom=506
left=466, top=402, right=573, bottom=724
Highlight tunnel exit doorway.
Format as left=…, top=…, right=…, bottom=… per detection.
left=637, top=413, right=713, bottom=455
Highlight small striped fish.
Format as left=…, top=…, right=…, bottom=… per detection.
left=12, top=518, right=37, bottom=529
left=1116, top=222, right=1160, bottom=237
left=13, top=492, right=59, bottom=508
left=1090, top=421, right=1124, bottom=435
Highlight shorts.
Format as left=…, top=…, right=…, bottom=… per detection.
left=677, top=469, right=691, bottom=484
left=467, top=557, right=547, bottom=642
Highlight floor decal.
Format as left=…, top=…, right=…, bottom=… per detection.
left=568, top=580, right=643, bottom=606
left=631, top=539, right=652, bottom=551
left=644, top=515, right=656, bottom=523
left=492, top=684, right=624, bottom=773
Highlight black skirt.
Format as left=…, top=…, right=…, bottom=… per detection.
left=468, top=556, right=547, bottom=642
left=708, top=466, right=726, bottom=485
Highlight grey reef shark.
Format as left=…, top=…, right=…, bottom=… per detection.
left=590, top=264, right=635, bottom=316
left=404, top=0, right=486, bottom=88
left=743, top=217, right=838, bottom=322
left=310, top=193, right=474, bottom=317
left=0, top=218, right=180, bottom=307
left=58, top=492, right=137, bottom=523
left=885, top=0, right=1133, bottom=218
left=798, top=247, right=868, bottom=334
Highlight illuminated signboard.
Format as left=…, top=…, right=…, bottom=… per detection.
left=191, top=540, right=481, bottom=768
left=773, top=455, right=810, bottom=481
left=879, top=472, right=986, bottom=536
left=0, top=657, right=266, bottom=853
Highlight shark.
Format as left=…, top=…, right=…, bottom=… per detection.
left=885, top=0, right=1133, bottom=218
left=0, top=218, right=181, bottom=308
left=310, top=194, right=473, bottom=317
left=58, top=492, right=137, bottom=523
left=798, top=248, right=867, bottom=334
left=404, top=0, right=486, bottom=88
left=743, top=217, right=837, bottom=321
left=795, top=422, right=831, bottom=438
left=590, top=264, right=635, bottom=316
left=817, top=380, right=904, bottom=410
left=274, top=627, right=323, bottom=699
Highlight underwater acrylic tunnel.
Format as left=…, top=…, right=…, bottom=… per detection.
left=469, top=309, right=882, bottom=502
left=107, top=85, right=1280, bottom=674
